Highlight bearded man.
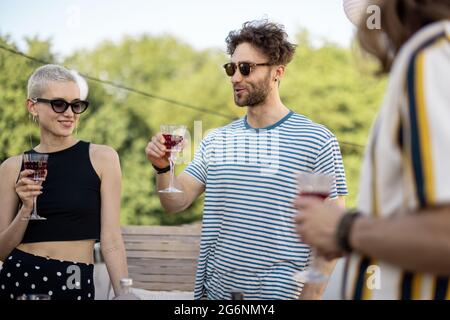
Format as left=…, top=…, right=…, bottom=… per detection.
left=145, top=20, right=348, bottom=300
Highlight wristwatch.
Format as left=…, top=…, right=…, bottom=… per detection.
left=336, top=209, right=362, bottom=253
left=152, top=164, right=170, bottom=174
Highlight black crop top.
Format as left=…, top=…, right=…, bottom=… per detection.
left=20, top=141, right=101, bottom=243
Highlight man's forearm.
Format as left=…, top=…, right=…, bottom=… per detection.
left=351, top=206, right=450, bottom=275
left=299, top=259, right=337, bottom=299
left=300, top=282, right=328, bottom=300
left=156, top=173, right=187, bottom=213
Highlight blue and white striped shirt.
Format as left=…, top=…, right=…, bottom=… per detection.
left=185, top=111, right=348, bottom=300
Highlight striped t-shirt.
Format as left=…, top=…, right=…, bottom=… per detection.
left=345, top=21, right=450, bottom=300
left=185, top=110, right=348, bottom=300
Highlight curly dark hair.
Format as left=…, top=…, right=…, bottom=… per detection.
left=225, top=20, right=297, bottom=65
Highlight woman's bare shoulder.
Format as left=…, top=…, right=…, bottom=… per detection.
left=89, top=144, right=121, bottom=180
left=0, top=155, right=23, bottom=183
left=89, top=144, right=119, bottom=161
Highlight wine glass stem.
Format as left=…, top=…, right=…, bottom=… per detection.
left=169, top=152, right=175, bottom=190
left=33, top=195, right=38, bottom=216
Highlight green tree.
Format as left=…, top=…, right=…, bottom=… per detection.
left=0, top=36, right=56, bottom=160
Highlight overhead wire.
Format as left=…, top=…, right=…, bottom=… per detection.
left=0, top=43, right=366, bottom=150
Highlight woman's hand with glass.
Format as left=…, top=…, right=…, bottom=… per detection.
left=15, top=169, right=44, bottom=218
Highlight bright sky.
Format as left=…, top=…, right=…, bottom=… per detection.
left=0, top=0, right=356, bottom=57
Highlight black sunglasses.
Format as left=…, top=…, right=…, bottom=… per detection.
left=31, top=98, right=89, bottom=114
left=223, top=62, right=272, bottom=77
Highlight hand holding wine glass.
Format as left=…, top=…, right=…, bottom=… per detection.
left=15, top=170, right=42, bottom=213
left=159, top=125, right=186, bottom=193
left=145, top=133, right=171, bottom=169
left=294, top=172, right=334, bottom=284
left=19, top=153, right=49, bottom=220
left=145, top=125, right=186, bottom=193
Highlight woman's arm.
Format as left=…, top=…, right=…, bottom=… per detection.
left=0, top=156, right=38, bottom=260
left=91, top=145, right=128, bottom=296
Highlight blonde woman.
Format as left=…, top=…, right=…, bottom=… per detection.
left=0, top=65, right=128, bottom=300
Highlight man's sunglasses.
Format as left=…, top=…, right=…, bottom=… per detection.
left=223, top=62, right=271, bottom=77
left=31, top=98, right=89, bottom=114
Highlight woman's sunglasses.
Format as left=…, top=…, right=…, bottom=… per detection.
left=30, top=98, right=89, bottom=114
left=223, top=62, right=271, bottom=77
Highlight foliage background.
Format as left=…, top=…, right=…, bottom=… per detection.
left=0, top=31, right=386, bottom=225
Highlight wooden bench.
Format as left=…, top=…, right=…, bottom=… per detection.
left=121, top=224, right=201, bottom=292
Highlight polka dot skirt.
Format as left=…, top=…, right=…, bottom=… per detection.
left=0, top=249, right=95, bottom=300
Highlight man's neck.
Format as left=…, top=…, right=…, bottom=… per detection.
left=245, top=95, right=290, bottom=129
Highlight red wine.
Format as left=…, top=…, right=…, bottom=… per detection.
left=163, top=134, right=183, bottom=150
left=24, top=161, right=48, bottom=181
left=299, top=191, right=328, bottom=200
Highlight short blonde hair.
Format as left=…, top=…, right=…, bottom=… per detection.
left=27, top=64, right=77, bottom=98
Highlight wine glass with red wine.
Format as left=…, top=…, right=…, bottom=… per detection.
left=294, top=172, right=334, bottom=284
left=159, top=125, right=186, bottom=193
left=22, top=153, right=49, bottom=220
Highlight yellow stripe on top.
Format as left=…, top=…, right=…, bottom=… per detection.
left=362, top=260, right=377, bottom=300
left=414, top=51, right=436, bottom=205
left=447, top=279, right=450, bottom=300
left=411, top=273, right=424, bottom=300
